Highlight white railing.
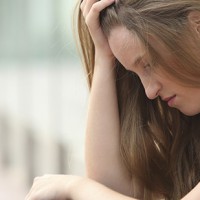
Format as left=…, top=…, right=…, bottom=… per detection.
left=0, top=61, right=87, bottom=199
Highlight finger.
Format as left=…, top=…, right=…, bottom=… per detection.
left=80, top=0, right=87, bottom=13
left=24, top=177, right=40, bottom=200
left=25, top=189, right=33, bottom=200
left=24, top=192, right=30, bottom=200
left=85, top=0, right=115, bottom=30
left=82, top=0, right=98, bottom=17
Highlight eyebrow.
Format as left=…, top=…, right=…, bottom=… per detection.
left=124, top=53, right=146, bottom=72
left=126, top=54, right=146, bottom=73
left=132, top=54, right=145, bottom=68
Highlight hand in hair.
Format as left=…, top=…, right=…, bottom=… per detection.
left=80, top=0, right=115, bottom=65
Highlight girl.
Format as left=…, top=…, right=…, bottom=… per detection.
left=25, top=0, right=200, bottom=199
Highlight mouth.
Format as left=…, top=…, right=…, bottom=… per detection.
left=163, top=95, right=176, bottom=107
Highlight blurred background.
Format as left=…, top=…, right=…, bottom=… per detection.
left=0, top=0, right=88, bottom=199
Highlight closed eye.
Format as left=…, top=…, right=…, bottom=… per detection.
left=142, top=63, right=151, bottom=74
left=143, top=64, right=150, bottom=70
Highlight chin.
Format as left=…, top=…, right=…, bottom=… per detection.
left=180, top=108, right=200, bottom=116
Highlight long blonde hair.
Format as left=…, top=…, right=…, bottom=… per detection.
left=75, top=0, right=200, bottom=199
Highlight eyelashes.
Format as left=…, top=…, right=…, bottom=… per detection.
left=143, top=63, right=152, bottom=74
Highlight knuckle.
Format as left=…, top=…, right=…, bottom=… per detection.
left=82, top=10, right=87, bottom=19
left=80, top=3, right=84, bottom=11
left=91, top=4, right=99, bottom=13
left=85, top=16, right=90, bottom=25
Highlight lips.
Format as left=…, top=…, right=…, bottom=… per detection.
left=163, top=95, right=176, bottom=107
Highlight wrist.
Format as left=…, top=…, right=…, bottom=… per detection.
left=95, top=52, right=115, bottom=70
left=68, top=176, right=89, bottom=199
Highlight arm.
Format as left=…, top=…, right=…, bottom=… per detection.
left=24, top=175, right=200, bottom=200
left=81, top=0, right=131, bottom=195
left=85, top=61, right=131, bottom=195
left=181, top=182, right=200, bottom=200
left=70, top=176, right=136, bottom=200
left=25, top=175, right=137, bottom=200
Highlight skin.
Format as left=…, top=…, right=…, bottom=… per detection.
left=24, top=174, right=200, bottom=200
left=108, top=26, right=200, bottom=116
left=25, top=0, right=200, bottom=200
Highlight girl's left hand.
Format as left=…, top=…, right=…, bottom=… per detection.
left=25, top=174, right=81, bottom=200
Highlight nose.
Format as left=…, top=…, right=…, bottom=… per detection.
left=144, top=79, right=161, bottom=100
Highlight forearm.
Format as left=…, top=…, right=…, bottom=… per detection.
left=81, top=0, right=131, bottom=195
left=25, top=175, right=136, bottom=200
left=181, top=182, right=200, bottom=200
left=85, top=63, right=131, bottom=194
left=70, top=177, right=136, bottom=200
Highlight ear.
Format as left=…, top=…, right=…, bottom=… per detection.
left=187, top=10, right=200, bottom=35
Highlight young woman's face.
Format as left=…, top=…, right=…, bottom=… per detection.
left=108, top=26, right=200, bottom=116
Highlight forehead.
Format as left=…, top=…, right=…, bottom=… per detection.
left=108, top=26, right=177, bottom=70
left=108, top=26, right=146, bottom=69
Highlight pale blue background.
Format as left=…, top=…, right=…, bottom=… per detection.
left=0, top=0, right=88, bottom=199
